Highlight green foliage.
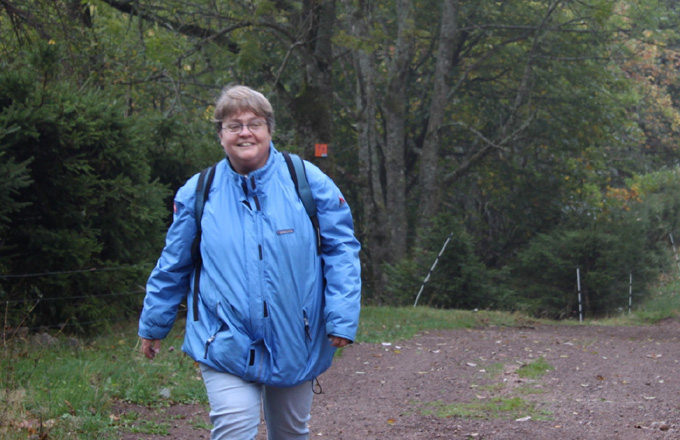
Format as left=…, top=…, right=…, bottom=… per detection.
left=0, top=145, right=31, bottom=239
left=385, top=214, right=515, bottom=309
left=633, top=276, right=680, bottom=322
left=1, top=0, right=680, bottom=324
left=145, top=112, right=223, bottom=211
left=0, top=43, right=169, bottom=329
left=414, top=0, right=656, bottom=287
left=510, top=190, right=673, bottom=318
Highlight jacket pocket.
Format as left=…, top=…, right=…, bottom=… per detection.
left=204, top=303, right=251, bottom=377
left=242, top=338, right=271, bottom=383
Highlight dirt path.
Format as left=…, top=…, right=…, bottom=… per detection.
left=117, top=319, right=680, bottom=439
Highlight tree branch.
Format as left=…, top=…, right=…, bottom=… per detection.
left=1, top=0, right=50, bottom=40
left=99, top=0, right=241, bottom=53
left=442, top=115, right=533, bottom=185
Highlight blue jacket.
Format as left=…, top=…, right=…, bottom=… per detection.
left=139, top=145, right=361, bottom=387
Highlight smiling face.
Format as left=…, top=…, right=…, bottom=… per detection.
left=219, top=111, right=272, bottom=175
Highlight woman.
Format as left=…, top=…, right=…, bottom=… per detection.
left=138, top=85, right=361, bottom=439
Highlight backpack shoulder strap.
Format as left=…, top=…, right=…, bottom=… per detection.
left=194, top=165, right=217, bottom=232
left=191, top=163, right=217, bottom=321
left=282, top=152, right=321, bottom=254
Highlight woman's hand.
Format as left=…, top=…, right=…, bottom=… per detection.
left=141, top=338, right=161, bottom=360
left=329, top=336, right=351, bottom=348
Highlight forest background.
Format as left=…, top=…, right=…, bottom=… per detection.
left=2, top=0, right=680, bottom=331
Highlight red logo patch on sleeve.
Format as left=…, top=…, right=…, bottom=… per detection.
left=173, top=202, right=178, bottom=213
left=339, top=196, right=346, bottom=205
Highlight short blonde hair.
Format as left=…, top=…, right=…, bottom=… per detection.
left=213, top=85, right=274, bottom=133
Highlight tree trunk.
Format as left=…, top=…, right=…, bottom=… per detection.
left=382, top=0, right=414, bottom=262
left=342, top=0, right=390, bottom=302
left=415, top=0, right=459, bottom=243
left=288, top=0, right=336, bottom=170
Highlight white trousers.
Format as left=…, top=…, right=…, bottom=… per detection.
left=200, top=364, right=314, bottom=440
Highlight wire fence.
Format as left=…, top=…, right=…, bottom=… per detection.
left=411, top=233, right=680, bottom=316
left=3, top=289, right=142, bottom=305
left=0, top=263, right=152, bottom=279
left=1, top=263, right=154, bottom=333
left=5, top=231, right=680, bottom=331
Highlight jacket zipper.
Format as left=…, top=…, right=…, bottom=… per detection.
left=204, top=334, right=216, bottom=359
left=303, top=311, right=312, bottom=342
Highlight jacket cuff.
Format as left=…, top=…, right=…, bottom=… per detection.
left=326, top=322, right=355, bottom=342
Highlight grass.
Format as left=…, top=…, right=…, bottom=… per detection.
left=415, top=355, right=554, bottom=422
left=481, top=362, right=505, bottom=378
left=418, top=396, right=551, bottom=421
left=1, top=283, right=679, bottom=439
left=357, top=307, right=536, bottom=343
left=0, top=322, right=206, bottom=440
left=579, top=276, right=680, bottom=326
left=626, top=278, right=680, bottom=323
left=515, top=385, right=548, bottom=396
left=517, top=357, right=555, bottom=379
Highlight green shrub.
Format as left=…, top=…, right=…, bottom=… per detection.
left=0, top=43, right=169, bottom=329
left=509, top=172, right=679, bottom=318
left=385, top=214, right=516, bottom=310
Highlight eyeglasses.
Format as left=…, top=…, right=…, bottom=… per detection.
left=222, top=121, right=267, bottom=134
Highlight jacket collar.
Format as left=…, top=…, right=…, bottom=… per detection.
left=225, top=142, right=279, bottom=187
